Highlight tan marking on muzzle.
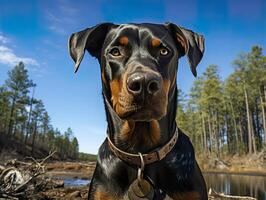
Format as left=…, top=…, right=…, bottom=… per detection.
left=110, top=79, right=122, bottom=113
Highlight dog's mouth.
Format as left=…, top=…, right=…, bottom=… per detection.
left=109, top=69, right=171, bottom=121
left=118, top=102, right=142, bottom=118
left=114, top=93, right=168, bottom=121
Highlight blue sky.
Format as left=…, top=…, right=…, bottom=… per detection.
left=0, top=0, right=265, bottom=154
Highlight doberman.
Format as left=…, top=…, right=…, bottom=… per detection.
left=68, top=22, right=207, bottom=200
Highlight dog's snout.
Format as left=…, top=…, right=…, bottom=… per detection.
left=127, top=73, right=144, bottom=95
left=147, top=78, right=160, bottom=94
left=127, top=72, right=162, bottom=96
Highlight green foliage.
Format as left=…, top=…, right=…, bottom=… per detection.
left=0, top=62, right=80, bottom=160
left=177, top=46, right=266, bottom=157
left=78, top=152, right=97, bottom=161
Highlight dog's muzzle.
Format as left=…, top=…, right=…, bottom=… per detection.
left=126, top=72, right=162, bottom=97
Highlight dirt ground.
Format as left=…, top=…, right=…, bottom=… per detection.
left=197, top=152, right=266, bottom=175
left=45, top=161, right=96, bottom=179
left=1, top=153, right=265, bottom=199
left=40, top=162, right=95, bottom=199
left=41, top=154, right=266, bottom=199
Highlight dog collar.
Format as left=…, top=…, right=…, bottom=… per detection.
left=107, top=128, right=178, bottom=166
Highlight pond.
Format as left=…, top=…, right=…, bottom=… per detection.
left=62, top=173, right=266, bottom=199
left=63, top=178, right=90, bottom=187
left=203, top=172, right=266, bottom=200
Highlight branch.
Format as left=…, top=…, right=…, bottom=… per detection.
left=208, top=188, right=256, bottom=200
left=0, top=151, right=56, bottom=198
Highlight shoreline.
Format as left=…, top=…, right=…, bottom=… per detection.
left=44, top=161, right=266, bottom=179
left=202, top=170, right=266, bottom=177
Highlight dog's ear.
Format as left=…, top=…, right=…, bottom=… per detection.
left=166, top=23, right=205, bottom=77
left=68, top=23, right=113, bottom=73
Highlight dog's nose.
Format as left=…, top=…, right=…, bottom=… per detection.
left=127, top=73, right=144, bottom=95
left=127, top=72, right=161, bottom=95
left=147, top=74, right=160, bottom=94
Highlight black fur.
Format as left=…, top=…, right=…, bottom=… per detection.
left=69, top=23, right=207, bottom=200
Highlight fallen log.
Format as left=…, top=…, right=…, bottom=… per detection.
left=208, top=188, right=257, bottom=200
left=0, top=151, right=58, bottom=199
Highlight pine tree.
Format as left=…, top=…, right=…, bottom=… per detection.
left=4, top=62, right=34, bottom=136
left=31, top=100, right=45, bottom=155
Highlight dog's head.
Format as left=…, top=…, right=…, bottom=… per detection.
left=69, top=23, right=204, bottom=121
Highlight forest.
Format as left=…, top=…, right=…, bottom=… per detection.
left=176, top=46, right=266, bottom=157
left=0, top=62, right=79, bottom=159
left=0, top=45, right=265, bottom=160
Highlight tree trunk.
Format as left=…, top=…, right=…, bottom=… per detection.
left=250, top=112, right=257, bottom=154
left=12, top=110, right=18, bottom=137
left=13, top=119, right=17, bottom=138
left=224, top=112, right=231, bottom=154
left=31, top=121, right=37, bottom=156
left=244, top=85, right=253, bottom=154
left=208, top=114, right=213, bottom=154
left=215, top=111, right=220, bottom=158
left=260, top=86, right=266, bottom=143
left=25, top=86, right=35, bottom=144
left=201, top=113, right=208, bottom=155
left=20, top=121, right=26, bottom=140
left=7, top=98, right=16, bottom=136
left=42, top=125, right=47, bottom=142
left=254, top=98, right=261, bottom=147
left=4, top=106, right=9, bottom=133
left=213, top=111, right=217, bottom=156
left=229, top=100, right=239, bottom=150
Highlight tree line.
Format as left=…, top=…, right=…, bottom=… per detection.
left=176, top=46, right=266, bottom=157
left=0, top=62, right=79, bottom=159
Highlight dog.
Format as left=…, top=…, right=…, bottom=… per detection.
left=68, top=22, right=207, bottom=200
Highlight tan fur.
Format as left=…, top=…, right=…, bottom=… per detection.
left=162, top=79, right=171, bottom=114
left=119, top=36, right=129, bottom=46
left=94, top=189, right=119, bottom=200
left=151, top=38, right=161, bottom=47
left=149, top=120, right=161, bottom=145
left=119, top=120, right=160, bottom=147
left=120, top=120, right=135, bottom=141
left=110, top=79, right=122, bottom=113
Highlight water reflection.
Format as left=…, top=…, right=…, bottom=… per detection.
left=61, top=174, right=266, bottom=199
left=203, top=173, right=266, bottom=200
left=64, top=178, right=90, bottom=187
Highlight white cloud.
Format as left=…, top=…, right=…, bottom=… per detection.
left=0, top=35, right=9, bottom=44
left=0, top=34, right=39, bottom=67
left=0, top=45, right=39, bottom=67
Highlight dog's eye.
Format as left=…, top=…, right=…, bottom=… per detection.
left=160, top=47, right=169, bottom=56
left=110, top=48, right=121, bottom=57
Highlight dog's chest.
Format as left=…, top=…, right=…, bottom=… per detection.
left=99, top=150, right=195, bottom=196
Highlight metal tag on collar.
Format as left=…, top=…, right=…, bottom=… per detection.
left=128, top=153, right=154, bottom=199
left=137, top=152, right=145, bottom=182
